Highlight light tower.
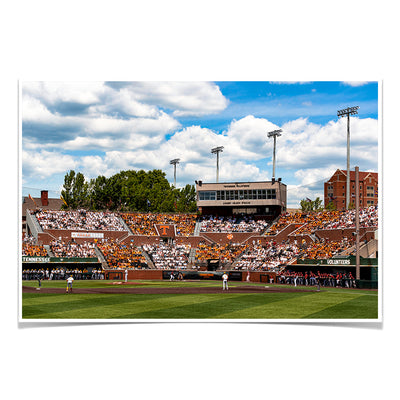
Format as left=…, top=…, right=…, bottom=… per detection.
left=267, top=129, right=282, bottom=180
left=211, top=146, right=224, bottom=183
left=337, top=106, right=359, bottom=209
left=169, top=158, right=180, bottom=188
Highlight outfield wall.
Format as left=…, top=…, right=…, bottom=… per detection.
left=105, top=268, right=277, bottom=283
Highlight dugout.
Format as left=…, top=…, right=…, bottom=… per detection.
left=207, top=259, right=219, bottom=271
left=284, top=256, right=378, bottom=289
left=22, top=260, right=102, bottom=274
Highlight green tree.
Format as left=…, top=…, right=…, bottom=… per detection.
left=61, top=170, right=89, bottom=209
left=313, top=197, right=323, bottom=211
left=325, top=200, right=336, bottom=211
left=300, top=196, right=323, bottom=212
left=61, top=168, right=198, bottom=213
left=88, top=175, right=109, bottom=210
left=176, top=184, right=197, bottom=212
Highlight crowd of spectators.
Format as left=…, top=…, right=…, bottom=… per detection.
left=22, top=235, right=48, bottom=257
left=321, top=205, right=378, bottom=230
left=265, top=212, right=305, bottom=236
left=49, top=239, right=97, bottom=258
left=233, top=241, right=299, bottom=271
left=265, top=206, right=378, bottom=236
left=122, top=213, right=197, bottom=236
left=97, top=239, right=147, bottom=269
left=143, top=241, right=191, bottom=270
left=194, top=241, right=248, bottom=264
left=33, top=209, right=125, bottom=231
left=296, top=237, right=354, bottom=260
left=199, top=215, right=269, bottom=233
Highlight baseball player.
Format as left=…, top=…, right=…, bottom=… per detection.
left=66, top=275, right=74, bottom=293
left=222, top=272, right=229, bottom=290
left=125, top=269, right=128, bottom=283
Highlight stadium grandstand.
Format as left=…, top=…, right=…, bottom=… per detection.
left=22, top=194, right=378, bottom=286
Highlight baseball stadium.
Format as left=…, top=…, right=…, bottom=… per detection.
left=20, top=176, right=379, bottom=320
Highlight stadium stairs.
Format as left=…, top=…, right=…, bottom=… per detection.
left=339, top=236, right=378, bottom=258
left=95, top=247, right=109, bottom=269
left=194, top=220, right=202, bottom=236
left=26, top=210, right=43, bottom=239
left=44, top=245, right=54, bottom=257
left=188, top=247, right=197, bottom=264
left=141, top=248, right=155, bottom=268
left=26, top=210, right=62, bottom=245
left=264, top=223, right=305, bottom=243
left=360, top=238, right=378, bottom=258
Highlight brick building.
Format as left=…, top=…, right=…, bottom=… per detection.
left=324, top=169, right=378, bottom=210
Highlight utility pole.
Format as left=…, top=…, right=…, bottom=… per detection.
left=355, top=166, right=360, bottom=280
left=169, top=158, right=180, bottom=188
left=211, top=146, right=224, bottom=183
left=267, top=129, right=282, bottom=180
left=337, top=106, right=359, bottom=209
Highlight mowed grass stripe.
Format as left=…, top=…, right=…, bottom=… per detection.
left=22, top=293, right=176, bottom=319
left=104, top=293, right=246, bottom=319
left=22, top=292, right=93, bottom=306
left=215, top=292, right=364, bottom=319
left=306, top=294, right=378, bottom=319
left=117, top=292, right=304, bottom=319
left=22, top=293, right=238, bottom=319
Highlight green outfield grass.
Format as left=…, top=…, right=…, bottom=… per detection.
left=21, top=280, right=379, bottom=320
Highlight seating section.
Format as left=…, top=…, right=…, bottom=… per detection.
left=49, top=239, right=97, bottom=258
left=195, top=241, right=249, bottom=263
left=97, top=239, right=147, bottom=269
left=297, top=237, right=354, bottom=259
left=200, top=215, right=269, bottom=233
left=33, top=209, right=125, bottom=231
left=266, top=206, right=378, bottom=236
left=265, top=213, right=306, bottom=236
left=234, top=242, right=299, bottom=271
left=143, top=241, right=191, bottom=270
left=22, top=235, right=48, bottom=257
left=121, top=213, right=197, bottom=236
left=23, top=207, right=377, bottom=271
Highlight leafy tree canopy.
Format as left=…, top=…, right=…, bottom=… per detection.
left=61, top=169, right=197, bottom=213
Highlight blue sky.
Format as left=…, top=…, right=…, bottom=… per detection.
left=21, top=81, right=379, bottom=208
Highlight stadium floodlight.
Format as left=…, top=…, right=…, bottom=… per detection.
left=169, top=158, right=180, bottom=188
left=211, top=146, right=224, bottom=183
left=337, top=106, right=359, bottom=209
left=267, top=129, right=282, bottom=180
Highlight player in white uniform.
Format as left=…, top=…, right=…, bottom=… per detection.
left=66, top=275, right=74, bottom=293
left=222, top=272, right=228, bottom=290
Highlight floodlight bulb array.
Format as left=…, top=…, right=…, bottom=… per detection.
left=337, top=106, right=359, bottom=118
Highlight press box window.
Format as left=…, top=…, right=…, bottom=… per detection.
left=199, top=191, right=216, bottom=200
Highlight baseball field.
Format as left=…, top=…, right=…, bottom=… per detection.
left=21, top=279, right=379, bottom=320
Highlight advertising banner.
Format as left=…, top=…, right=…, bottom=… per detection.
left=71, top=232, right=104, bottom=239
left=22, top=256, right=98, bottom=263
